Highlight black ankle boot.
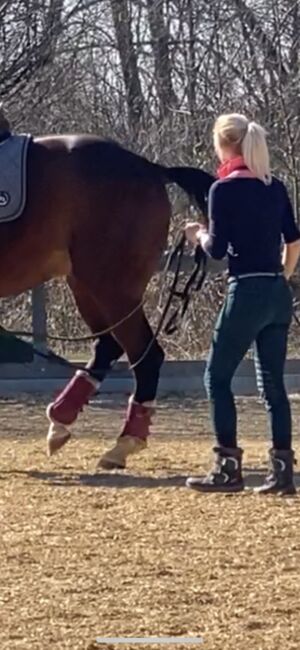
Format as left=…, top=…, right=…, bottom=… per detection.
left=186, top=446, right=244, bottom=492
left=255, top=449, right=296, bottom=495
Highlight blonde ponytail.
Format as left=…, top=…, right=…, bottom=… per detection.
left=213, top=113, right=272, bottom=185
left=242, top=121, right=271, bottom=185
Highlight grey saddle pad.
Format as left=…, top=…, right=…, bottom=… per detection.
left=0, top=133, right=31, bottom=222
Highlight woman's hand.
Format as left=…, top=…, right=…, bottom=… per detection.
left=282, top=240, right=300, bottom=280
left=185, top=222, right=209, bottom=247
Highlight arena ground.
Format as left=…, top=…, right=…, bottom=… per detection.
left=0, top=395, right=299, bottom=650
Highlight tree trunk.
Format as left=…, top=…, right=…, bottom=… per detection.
left=110, top=0, right=144, bottom=134
left=146, top=0, right=177, bottom=118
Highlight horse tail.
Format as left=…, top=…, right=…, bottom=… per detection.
left=160, top=166, right=215, bottom=216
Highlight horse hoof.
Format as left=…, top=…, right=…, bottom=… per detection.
left=47, top=422, right=71, bottom=457
left=97, top=435, right=147, bottom=471
left=98, top=457, right=126, bottom=470
left=96, top=444, right=127, bottom=470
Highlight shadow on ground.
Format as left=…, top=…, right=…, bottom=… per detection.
left=1, top=467, right=300, bottom=490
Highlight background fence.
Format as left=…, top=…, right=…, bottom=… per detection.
left=0, top=0, right=299, bottom=391
left=0, top=253, right=300, bottom=398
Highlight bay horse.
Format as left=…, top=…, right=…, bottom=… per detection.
left=0, top=125, right=214, bottom=469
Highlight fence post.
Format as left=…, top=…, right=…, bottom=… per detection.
left=31, top=285, right=47, bottom=352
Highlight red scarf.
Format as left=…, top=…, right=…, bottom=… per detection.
left=217, top=155, right=248, bottom=179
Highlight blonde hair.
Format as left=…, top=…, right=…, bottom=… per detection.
left=213, top=113, right=271, bottom=185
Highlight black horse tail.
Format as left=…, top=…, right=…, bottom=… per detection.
left=161, top=166, right=215, bottom=217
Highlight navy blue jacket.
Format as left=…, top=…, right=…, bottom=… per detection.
left=203, top=177, right=300, bottom=275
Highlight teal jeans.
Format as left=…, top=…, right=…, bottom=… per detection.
left=204, top=276, right=293, bottom=449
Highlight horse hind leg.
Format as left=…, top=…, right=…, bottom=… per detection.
left=46, top=333, right=123, bottom=456
left=98, top=308, right=165, bottom=470
left=46, top=278, right=123, bottom=456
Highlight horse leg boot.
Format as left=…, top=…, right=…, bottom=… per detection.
left=98, top=397, right=155, bottom=470
left=46, top=334, right=123, bottom=456
left=98, top=338, right=165, bottom=469
left=46, top=371, right=98, bottom=456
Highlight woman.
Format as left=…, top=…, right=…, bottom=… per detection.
left=185, top=113, right=300, bottom=494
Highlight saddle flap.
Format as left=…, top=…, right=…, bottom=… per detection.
left=0, top=134, right=31, bottom=223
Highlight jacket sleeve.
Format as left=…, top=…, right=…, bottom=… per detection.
left=281, top=184, right=300, bottom=243
left=202, top=181, right=229, bottom=260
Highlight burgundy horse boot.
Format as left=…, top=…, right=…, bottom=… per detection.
left=98, top=396, right=155, bottom=469
left=46, top=370, right=98, bottom=456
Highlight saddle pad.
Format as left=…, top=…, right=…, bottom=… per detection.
left=0, top=133, right=31, bottom=222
